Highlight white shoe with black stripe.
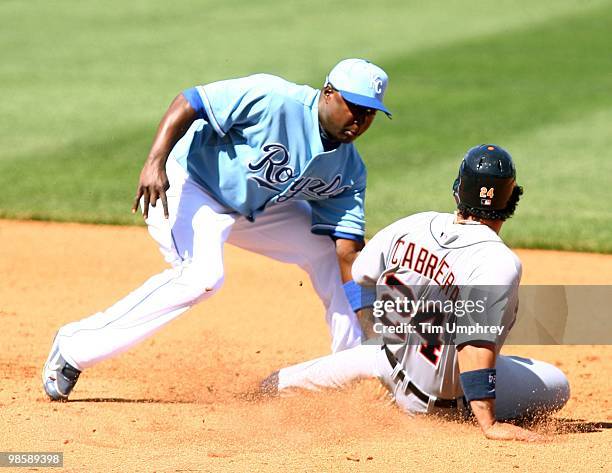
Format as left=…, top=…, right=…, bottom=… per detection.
left=42, top=334, right=81, bottom=401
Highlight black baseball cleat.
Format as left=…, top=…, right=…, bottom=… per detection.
left=42, top=334, right=81, bottom=401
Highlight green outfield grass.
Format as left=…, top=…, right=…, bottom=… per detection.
left=1, top=0, right=611, bottom=252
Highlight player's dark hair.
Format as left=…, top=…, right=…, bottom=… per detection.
left=458, top=185, right=523, bottom=221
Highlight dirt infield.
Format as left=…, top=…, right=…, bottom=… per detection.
left=1, top=220, right=610, bottom=472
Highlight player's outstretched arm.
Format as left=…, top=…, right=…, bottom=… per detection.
left=458, top=343, right=549, bottom=442
left=132, top=94, right=198, bottom=219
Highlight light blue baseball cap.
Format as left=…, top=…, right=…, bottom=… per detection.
left=326, top=58, right=391, bottom=117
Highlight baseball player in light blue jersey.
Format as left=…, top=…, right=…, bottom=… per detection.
left=42, top=59, right=392, bottom=401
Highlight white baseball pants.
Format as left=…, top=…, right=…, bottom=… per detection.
left=275, top=344, right=570, bottom=420
left=57, top=159, right=362, bottom=370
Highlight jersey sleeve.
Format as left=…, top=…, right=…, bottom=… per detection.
left=195, top=75, right=275, bottom=137
left=182, top=87, right=207, bottom=120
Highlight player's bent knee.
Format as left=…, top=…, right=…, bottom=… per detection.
left=191, top=278, right=224, bottom=304
left=523, top=359, right=570, bottom=417
left=191, top=275, right=225, bottom=303
left=541, top=363, right=570, bottom=412
left=178, top=264, right=225, bottom=304
left=496, top=356, right=571, bottom=420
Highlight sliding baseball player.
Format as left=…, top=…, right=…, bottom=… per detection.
left=261, top=145, right=570, bottom=442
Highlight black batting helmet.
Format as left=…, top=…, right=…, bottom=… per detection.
left=452, top=144, right=523, bottom=220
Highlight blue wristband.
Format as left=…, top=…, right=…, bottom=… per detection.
left=460, top=368, right=496, bottom=402
left=343, top=281, right=376, bottom=312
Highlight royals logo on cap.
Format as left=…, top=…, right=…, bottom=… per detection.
left=326, top=58, right=392, bottom=117
left=370, top=74, right=384, bottom=94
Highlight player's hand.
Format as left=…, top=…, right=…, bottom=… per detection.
left=132, top=159, right=170, bottom=220
left=483, top=422, right=550, bottom=442
left=131, top=94, right=197, bottom=220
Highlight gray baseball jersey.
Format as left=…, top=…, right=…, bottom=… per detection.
left=352, top=211, right=522, bottom=400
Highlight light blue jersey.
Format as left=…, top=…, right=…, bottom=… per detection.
left=172, top=74, right=367, bottom=239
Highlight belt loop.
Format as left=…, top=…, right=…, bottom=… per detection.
left=391, top=378, right=404, bottom=401
left=391, top=363, right=403, bottom=383
left=427, top=395, right=438, bottom=412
